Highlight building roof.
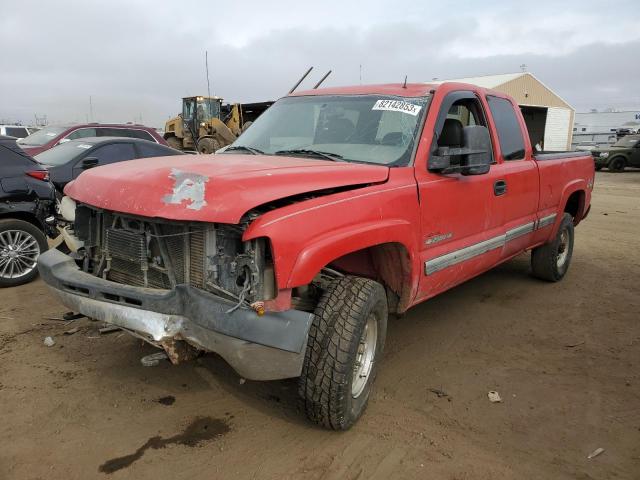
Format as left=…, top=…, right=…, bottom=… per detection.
left=429, top=73, right=525, bottom=88
left=430, top=72, right=573, bottom=111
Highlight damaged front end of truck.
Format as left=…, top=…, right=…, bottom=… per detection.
left=38, top=203, right=315, bottom=380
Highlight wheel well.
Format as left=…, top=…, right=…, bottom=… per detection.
left=564, top=190, right=585, bottom=225
left=609, top=155, right=627, bottom=164
left=0, top=211, right=44, bottom=230
left=325, top=242, right=412, bottom=314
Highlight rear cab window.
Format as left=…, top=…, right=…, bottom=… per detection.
left=486, top=96, right=526, bottom=160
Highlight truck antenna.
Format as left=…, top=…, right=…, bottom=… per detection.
left=288, top=67, right=314, bottom=94
left=402, top=75, right=407, bottom=88
left=313, top=70, right=332, bottom=89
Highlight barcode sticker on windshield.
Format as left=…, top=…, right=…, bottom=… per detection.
left=372, top=100, right=422, bottom=116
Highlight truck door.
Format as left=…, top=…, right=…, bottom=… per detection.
left=414, top=91, right=506, bottom=301
left=485, top=95, right=539, bottom=258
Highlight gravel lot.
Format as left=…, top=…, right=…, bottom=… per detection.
left=1, top=171, right=638, bottom=479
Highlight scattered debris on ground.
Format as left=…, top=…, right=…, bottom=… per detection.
left=428, top=388, right=449, bottom=398
left=99, top=325, right=121, bottom=335
left=64, top=327, right=80, bottom=336
left=487, top=391, right=502, bottom=403
left=140, top=352, right=168, bottom=367
left=587, top=447, right=605, bottom=459
left=43, top=336, right=55, bottom=347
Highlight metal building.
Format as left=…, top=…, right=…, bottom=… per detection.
left=430, top=73, right=575, bottom=151
left=572, top=110, right=640, bottom=149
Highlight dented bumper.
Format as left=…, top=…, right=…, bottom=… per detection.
left=37, top=249, right=313, bottom=380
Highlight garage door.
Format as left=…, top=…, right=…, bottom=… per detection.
left=543, top=107, right=571, bottom=151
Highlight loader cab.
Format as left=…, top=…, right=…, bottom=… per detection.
left=182, top=96, right=222, bottom=138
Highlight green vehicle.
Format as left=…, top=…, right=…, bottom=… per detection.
left=592, top=134, right=640, bottom=172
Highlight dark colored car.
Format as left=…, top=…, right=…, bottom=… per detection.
left=17, top=123, right=168, bottom=156
left=591, top=134, right=640, bottom=171
left=34, top=137, right=185, bottom=191
left=0, top=136, right=55, bottom=287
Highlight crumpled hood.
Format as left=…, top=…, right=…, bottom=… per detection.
left=64, top=154, right=389, bottom=223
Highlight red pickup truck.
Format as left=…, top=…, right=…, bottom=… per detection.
left=38, top=82, right=594, bottom=430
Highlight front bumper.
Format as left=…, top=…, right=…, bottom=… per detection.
left=37, top=249, right=313, bottom=380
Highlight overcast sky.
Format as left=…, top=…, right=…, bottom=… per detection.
left=1, top=0, right=638, bottom=127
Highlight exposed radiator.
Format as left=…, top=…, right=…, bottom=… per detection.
left=103, top=223, right=207, bottom=290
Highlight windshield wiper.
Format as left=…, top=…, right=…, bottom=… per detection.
left=274, top=149, right=344, bottom=162
left=224, top=145, right=264, bottom=155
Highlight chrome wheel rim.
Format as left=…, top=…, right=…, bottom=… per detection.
left=556, top=228, right=569, bottom=269
left=352, top=313, right=378, bottom=398
left=0, top=230, right=40, bottom=279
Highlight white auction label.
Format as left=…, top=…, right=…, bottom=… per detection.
left=372, top=99, right=422, bottom=116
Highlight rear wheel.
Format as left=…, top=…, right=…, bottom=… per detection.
left=0, top=219, right=48, bottom=288
left=197, top=137, right=222, bottom=154
left=608, top=156, right=626, bottom=172
left=531, top=213, right=574, bottom=282
left=298, top=276, right=388, bottom=430
left=165, top=136, right=182, bottom=151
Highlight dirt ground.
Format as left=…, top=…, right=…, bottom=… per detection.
left=1, top=171, right=639, bottom=480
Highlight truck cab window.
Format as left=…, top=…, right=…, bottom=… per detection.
left=436, top=97, right=487, bottom=165
left=487, top=96, right=526, bottom=160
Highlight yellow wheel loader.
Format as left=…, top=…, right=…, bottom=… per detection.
left=164, top=96, right=272, bottom=154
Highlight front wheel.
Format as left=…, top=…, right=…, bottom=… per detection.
left=0, top=219, right=48, bottom=287
left=197, top=138, right=222, bottom=154
left=531, top=212, right=574, bottom=282
left=298, top=276, right=388, bottom=430
left=608, top=156, right=626, bottom=172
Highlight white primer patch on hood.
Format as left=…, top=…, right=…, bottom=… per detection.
left=162, top=169, right=209, bottom=210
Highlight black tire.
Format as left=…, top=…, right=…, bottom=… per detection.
left=595, top=165, right=603, bottom=171
left=197, top=137, right=222, bottom=154
left=0, top=219, right=48, bottom=288
left=531, top=213, right=574, bottom=282
left=608, top=156, right=626, bottom=172
left=298, top=276, right=388, bottom=430
left=166, top=136, right=182, bottom=151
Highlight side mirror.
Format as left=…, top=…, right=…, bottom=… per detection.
left=428, top=125, right=493, bottom=175
left=81, top=157, right=99, bottom=169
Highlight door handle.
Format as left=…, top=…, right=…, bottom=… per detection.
left=494, top=180, right=507, bottom=196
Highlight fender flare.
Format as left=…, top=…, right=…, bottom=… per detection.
left=553, top=179, right=588, bottom=234
left=284, top=219, right=419, bottom=292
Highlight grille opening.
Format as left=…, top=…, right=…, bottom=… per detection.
left=64, top=284, right=89, bottom=295
left=123, top=297, right=142, bottom=306
left=103, top=292, right=119, bottom=302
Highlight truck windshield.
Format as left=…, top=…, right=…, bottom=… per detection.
left=225, top=95, right=428, bottom=166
